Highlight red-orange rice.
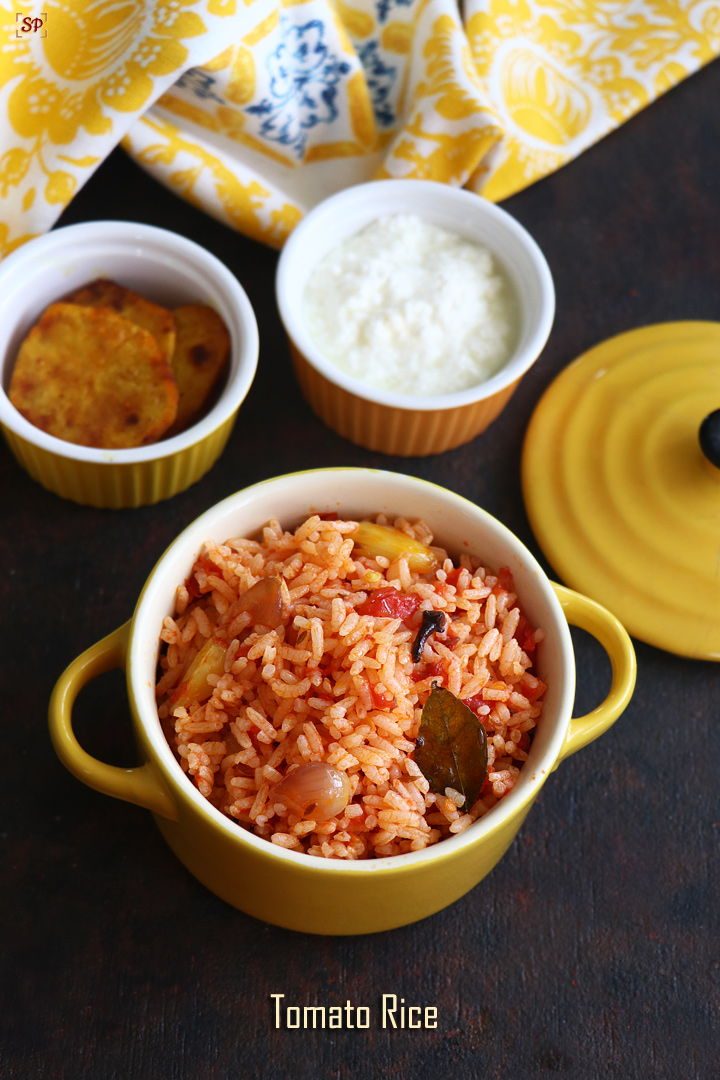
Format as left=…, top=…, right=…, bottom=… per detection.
left=156, top=514, right=546, bottom=859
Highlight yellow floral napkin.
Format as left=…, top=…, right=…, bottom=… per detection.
left=1, top=0, right=718, bottom=257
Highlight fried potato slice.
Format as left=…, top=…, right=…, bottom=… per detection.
left=9, top=303, right=179, bottom=449
left=165, top=304, right=231, bottom=436
left=63, top=278, right=176, bottom=364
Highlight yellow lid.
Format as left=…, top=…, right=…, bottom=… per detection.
left=522, top=322, right=720, bottom=661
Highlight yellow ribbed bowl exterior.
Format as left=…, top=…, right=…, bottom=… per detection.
left=2, top=414, right=236, bottom=508
left=290, top=344, right=520, bottom=456
left=49, top=473, right=635, bottom=934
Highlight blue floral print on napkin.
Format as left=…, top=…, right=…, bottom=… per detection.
left=357, top=41, right=397, bottom=127
left=375, top=0, right=413, bottom=25
left=246, top=19, right=351, bottom=159
left=176, top=69, right=224, bottom=104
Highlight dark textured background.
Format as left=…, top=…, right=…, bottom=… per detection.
left=2, top=57, right=719, bottom=1080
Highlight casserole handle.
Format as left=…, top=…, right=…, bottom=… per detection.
left=553, top=584, right=636, bottom=762
left=49, top=622, right=178, bottom=821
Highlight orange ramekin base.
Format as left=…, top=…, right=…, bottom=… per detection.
left=290, top=344, right=519, bottom=456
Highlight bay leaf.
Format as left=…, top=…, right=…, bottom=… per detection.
left=414, top=684, right=488, bottom=810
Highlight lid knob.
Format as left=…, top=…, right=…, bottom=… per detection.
left=699, top=410, right=720, bottom=469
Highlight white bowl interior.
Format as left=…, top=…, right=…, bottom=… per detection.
left=276, top=180, right=555, bottom=409
left=131, top=469, right=575, bottom=870
left=0, top=221, right=259, bottom=462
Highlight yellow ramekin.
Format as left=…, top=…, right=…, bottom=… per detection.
left=276, top=181, right=554, bottom=456
left=49, top=469, right=635, bottom=935
left=0, top=222, right=259, bottom=508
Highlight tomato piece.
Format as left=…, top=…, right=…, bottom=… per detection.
left=460, top=692, right=486, bottom=715
left=497, top=566, right=514, bottom=591
left=357, top=587, right=421, bottom=620
left=514, top=613, right=537, bottom=654
left=370, top=685, right=395, bottom=709
left=184, top=574, right=202, bottom=599
left=519, top=674, right=547, bottom=702
left=445, top=567, right=463, bottom=587
left=412, top=661, right=445, bottom=683
left=317, top=511, right=338, bottom=520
